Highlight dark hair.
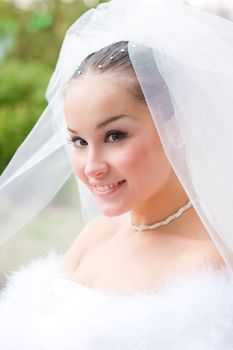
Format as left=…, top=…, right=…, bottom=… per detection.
left=70, top=40, right=146, bottom=104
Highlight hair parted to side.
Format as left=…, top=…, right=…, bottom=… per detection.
left=70, top=40, right=146, bottom=105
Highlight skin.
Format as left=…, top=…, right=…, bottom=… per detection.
left=62, top=71, right=226, bottom=292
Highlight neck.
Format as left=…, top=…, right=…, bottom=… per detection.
left=130, top=172, right=189, bottom=226
left=129, top=172, right=211, bottom=241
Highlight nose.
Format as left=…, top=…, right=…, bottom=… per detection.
left=84, top=148, right=109, bottom=179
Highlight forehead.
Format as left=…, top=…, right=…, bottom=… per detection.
left=63, top=73, right=155, bottom=134
left=64, top=73, right=138, bottom=118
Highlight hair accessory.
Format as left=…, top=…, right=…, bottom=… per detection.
left=74, top=68, right=82, bottom=75
left=110, top=56, right=114, bottom=60
left=120, top=48, right=125, bottom=52
left=129, top=200, right=193, bottom=232
left=98, top=64, right=103, bottom=68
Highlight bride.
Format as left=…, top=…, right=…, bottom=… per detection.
left=61, top=39, right=225, bottom=293
left=1, top=0, right=233, bottom=348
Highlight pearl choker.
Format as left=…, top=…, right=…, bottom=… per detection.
left=129, top=200, right=193, bottom=232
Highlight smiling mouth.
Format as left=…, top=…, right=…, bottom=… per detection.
left=93, top=180, right=126, bottom=194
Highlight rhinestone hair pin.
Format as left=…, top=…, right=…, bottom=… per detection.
left=75, top=47, right=127, bottom=74
left=98, top=47, right=126, bottom=68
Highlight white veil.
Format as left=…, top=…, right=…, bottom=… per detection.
left=1, top=0, right=233, bottom=269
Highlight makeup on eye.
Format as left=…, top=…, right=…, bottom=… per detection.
left=66, top=130, right=128, bottom=147
left=66, top=136, right=87, bottom=147
left=105, top=130, right=128, bottom=143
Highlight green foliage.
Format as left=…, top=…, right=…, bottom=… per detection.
left=26, top=12, right=54, bottom=33
left=0, top=18, right=19, bottom=37
left=0, top=0, right=107, bottom=174
left=0, top=59, right=52, bottom=172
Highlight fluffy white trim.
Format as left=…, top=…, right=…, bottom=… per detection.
left=1, top=250, right=233, bottom=349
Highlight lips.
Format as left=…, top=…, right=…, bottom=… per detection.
left=92, top=180, right=126, bottom=195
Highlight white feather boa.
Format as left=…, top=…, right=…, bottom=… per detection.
left=1, top=250, right=233, bottom=350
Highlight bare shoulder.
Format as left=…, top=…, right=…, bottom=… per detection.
left=203, top=241, right=227, bottom=269
left=59, top=215, right=126, bottom=272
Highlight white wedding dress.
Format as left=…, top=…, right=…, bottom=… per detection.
left=1, top=250, right=233, bottom=350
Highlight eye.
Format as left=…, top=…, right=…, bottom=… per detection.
left=106, top=131, right=128, bottom=143
left=66, top=137, right=87, bottom=148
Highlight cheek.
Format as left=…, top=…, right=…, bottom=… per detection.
left=127, top=133, right=159, bottom=166
left=70, top=153, right=86, bottom=182
left=123, top=137, right=172, bottom=185
left=124, top=144, right=149, bottom=170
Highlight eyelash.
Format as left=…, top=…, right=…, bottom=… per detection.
left=66, top=131, right=128, bottom=148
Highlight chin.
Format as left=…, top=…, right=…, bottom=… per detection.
left=98, top=203, right=129, bottom=217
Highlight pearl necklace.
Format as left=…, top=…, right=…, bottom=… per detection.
left=129, top=200, right=193, bottom=232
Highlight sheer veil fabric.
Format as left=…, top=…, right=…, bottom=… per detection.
left=1, top=0, right=233, bottom=270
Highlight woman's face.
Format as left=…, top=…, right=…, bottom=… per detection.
left=64, top=73, right=173, bottom=216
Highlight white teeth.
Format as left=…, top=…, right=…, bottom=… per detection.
left=95, top=181, right=123, bottom=192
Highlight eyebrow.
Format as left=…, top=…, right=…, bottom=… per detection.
left=67, top=115, right=134, bottom=134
